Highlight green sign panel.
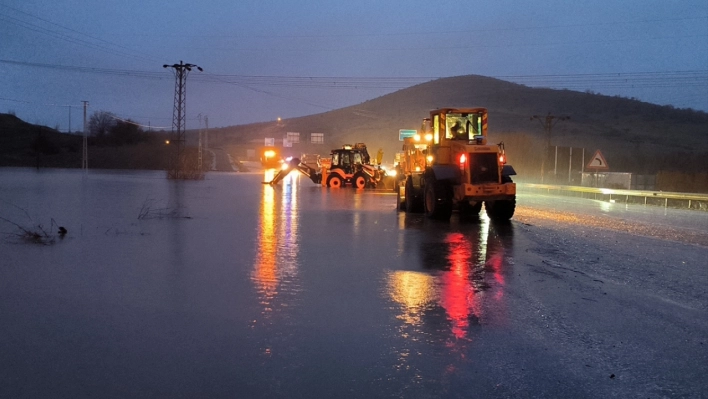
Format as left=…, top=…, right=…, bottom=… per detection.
left=399, top=129, right=417, bottom=141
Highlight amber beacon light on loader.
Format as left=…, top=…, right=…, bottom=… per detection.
left=396, top=108, right=517, bottom=221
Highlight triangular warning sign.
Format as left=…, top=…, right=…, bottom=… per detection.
left=586, top=150, right=609, bottom=170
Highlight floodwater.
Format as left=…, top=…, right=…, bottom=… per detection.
left=0, top=168, right=517, bottom=398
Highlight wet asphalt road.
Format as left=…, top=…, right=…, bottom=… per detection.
left=1, top=168, right=707, bottom=398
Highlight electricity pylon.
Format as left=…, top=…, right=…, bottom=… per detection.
left=163, top=60, right=202, bottom=179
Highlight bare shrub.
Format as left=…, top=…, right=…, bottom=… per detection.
left=0, top=213, right=66, bottom=245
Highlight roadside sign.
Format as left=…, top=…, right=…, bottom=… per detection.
left=586, top=150, right=609, bottom=170
left=399, top=129, right=417, bottom=141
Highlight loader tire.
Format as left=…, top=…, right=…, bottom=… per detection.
left=405, top=176, right=424, bottom=213
left=424, top=178, right=453, bottom=220
left=327, top=174, right=344, bottom=188
left=484, top=198, right=516, bottom=221
left=396, top=187, right=406, bottom=211
left=353, top=173, right=368, bottom=189
left=459, top=201, right=483, bottom=221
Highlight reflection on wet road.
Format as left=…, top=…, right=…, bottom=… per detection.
left=386, top=216, right=514, bottom=383
left=388, top=218, right=513, bottom=335
left=250, top=170, right=519, bottom=392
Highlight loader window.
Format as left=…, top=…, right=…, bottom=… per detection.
left=447, top=115, right=468, bottom=140
left=445, top=112, right=486, bottom=141
left=468, top=113, right=482, bottom=137
left=332, top=153, right=339, bottom=166
left=353, top=152, right=363, bottom=165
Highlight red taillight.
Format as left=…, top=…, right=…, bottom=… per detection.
left=499, top=154, right=506, bottom=164
left=459, top=154, right=466, bottom=164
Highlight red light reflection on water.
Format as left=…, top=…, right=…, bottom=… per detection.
left=386, top=217, right=512, bottom=378
left=441, top=232, right=476, bottom=339
left=388, top=217, right=511, bottom=342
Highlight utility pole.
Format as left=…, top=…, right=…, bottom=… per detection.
left=197, top=113, right=203, bottom=170
left=82, top=100, right=89, bottom=170
left=530, top=112, right=569, bottom=183
left=204, top=115, right=208, bottom=153
left=163, top=60, right=202, bottom=179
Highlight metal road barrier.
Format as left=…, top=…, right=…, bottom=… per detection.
left=519, top=183, right=708, bottom=211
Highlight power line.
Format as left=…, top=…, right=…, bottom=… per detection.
left=0, top=4, right=158, bottom=63
left=4, top=59, right=705, bottom=91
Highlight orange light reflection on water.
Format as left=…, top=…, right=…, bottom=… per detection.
left=251, top=171, right=300, bottom=326
left=387, top=271, right=437, bottom=329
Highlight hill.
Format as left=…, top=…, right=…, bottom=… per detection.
left=0, top=113, right=82, bottom=168
left=208, top=75, right=708, bottom=179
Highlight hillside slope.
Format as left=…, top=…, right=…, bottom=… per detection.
left=209, top=75, right=708, bottom=176
left=0, top=113, right=81, bottom=168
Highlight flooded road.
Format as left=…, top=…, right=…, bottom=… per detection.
left=1, top=168, right=706, bottom=398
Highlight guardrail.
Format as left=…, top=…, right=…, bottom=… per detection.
left=519, top=183, right=708, bottom=211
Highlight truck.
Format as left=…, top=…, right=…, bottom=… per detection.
left=266, top=143, right=390, bottom=188
left=397, top=108, right=516, bottom=221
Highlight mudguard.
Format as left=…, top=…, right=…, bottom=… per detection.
left=429, top=165, right=461, bottom=183
left=502, top=164, right=517, bottom=176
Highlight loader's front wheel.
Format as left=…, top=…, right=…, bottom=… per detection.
left=484, top=198, right=516, bottom=221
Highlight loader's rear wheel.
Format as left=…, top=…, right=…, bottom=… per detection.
left=424, top=178, right=453, bottom=220
left=459, top=201, right=483, bottom=221
left=484, top=198, right=516, bottom=221
left=353, top=173, right=368, bottom=189
left=394, top=178, right=403, bottom=193
left=405, top=176, right=424, bottom=213
left=327, top=174, right=344, bottom=188
left=396, top=187, right=406, bottom=211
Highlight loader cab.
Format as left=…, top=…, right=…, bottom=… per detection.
left=423, top=108, right=488, bottom=166
left=424, top=108, right=487, bottom=145
left=330, top=148, right=365, bottom=175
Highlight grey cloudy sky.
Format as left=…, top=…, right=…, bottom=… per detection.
left=1, top=0, right=707, bottom=131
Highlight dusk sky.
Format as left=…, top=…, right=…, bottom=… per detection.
left=1, top=0, right=707, bottom=131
